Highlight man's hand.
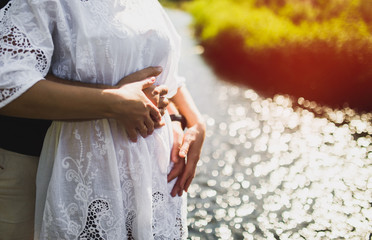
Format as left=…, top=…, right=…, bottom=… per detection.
left=109, top=77, right=161, bottom=142
left=0, top=67, right=168, bottom=135
left=117, top=66, right=169, bottom=129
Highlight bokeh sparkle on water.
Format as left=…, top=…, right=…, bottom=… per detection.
left=166, top=9, right=372, bottom=240
left=188, top=88, right=371, bottom=240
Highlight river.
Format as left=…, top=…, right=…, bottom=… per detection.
left=167, top=9, right=372, bottom=240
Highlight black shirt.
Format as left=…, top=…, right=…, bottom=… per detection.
left=0, top=115, right=51, bottom=156
left=0, top=0, right=51, bottom=157
left=1, top=0, right=9, bottom=9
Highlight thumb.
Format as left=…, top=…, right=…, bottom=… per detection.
left=179, top=138, right=190, bottom=159
left=140, top=77, right=156, bottom=90
left=171, top=143, right=181, bottom=163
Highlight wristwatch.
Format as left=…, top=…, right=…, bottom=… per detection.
left=170, top=114, right=187, bottom=130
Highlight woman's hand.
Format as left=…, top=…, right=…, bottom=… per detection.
left=143, top=85, right=169, bottom=126
left=143, top=85, right=169, bottom=115
left=167, top=86, right=206, bottom=197
left=167, top=121, right=186, bottom=196
left=169, top=121, right=206, bottom=197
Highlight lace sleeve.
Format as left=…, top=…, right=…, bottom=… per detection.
left=0, top=0, right=53, bottom=108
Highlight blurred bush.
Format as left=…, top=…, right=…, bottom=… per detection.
left=186, top=0, right=372, bottom=111
left=159, top=0, right=190, bottom=8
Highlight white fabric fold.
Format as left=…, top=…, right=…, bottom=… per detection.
left=0, top=0, right=188, bottom=239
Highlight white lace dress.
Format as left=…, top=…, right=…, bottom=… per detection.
left=0, top=0, right=187, bottom=239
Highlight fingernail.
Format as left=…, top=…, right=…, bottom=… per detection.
left=155, top=66, right=163, bottom=72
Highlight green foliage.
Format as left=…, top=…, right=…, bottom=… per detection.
left=159, top=0, right=189, bottom=9
left=186, top=0, right=372, bottom=50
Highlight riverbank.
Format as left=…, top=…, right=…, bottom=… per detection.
left=201, top=33, right=372, bottom=112
left=186, top=0, right=372, bottom=112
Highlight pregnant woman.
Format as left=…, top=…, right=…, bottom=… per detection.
left=0, top=0, right=205, bottom=239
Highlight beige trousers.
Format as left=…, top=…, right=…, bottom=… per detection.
left=0, top=148, right=38, bottom=240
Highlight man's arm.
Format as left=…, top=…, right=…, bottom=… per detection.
left=0, top=67, right=164, bottom=141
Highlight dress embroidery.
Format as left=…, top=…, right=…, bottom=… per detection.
left=77, top=0, right=134, bottom=39
left=0, top=2, right=48, bottom=73
left=125, top=210, right=136, bottom=240
left=0, top=1, right=48, bottom=105
left=78, top=199, right=110, bottom=240
left=41, top=125, right=118, bottom=239
left=0, top=22, right=48, bottom=101
left=0, top=0, right=188, bottom=238
left=0, top=87, right=21, bottom=102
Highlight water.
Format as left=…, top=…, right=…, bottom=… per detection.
left=167, top=9, right=372, bottom=240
